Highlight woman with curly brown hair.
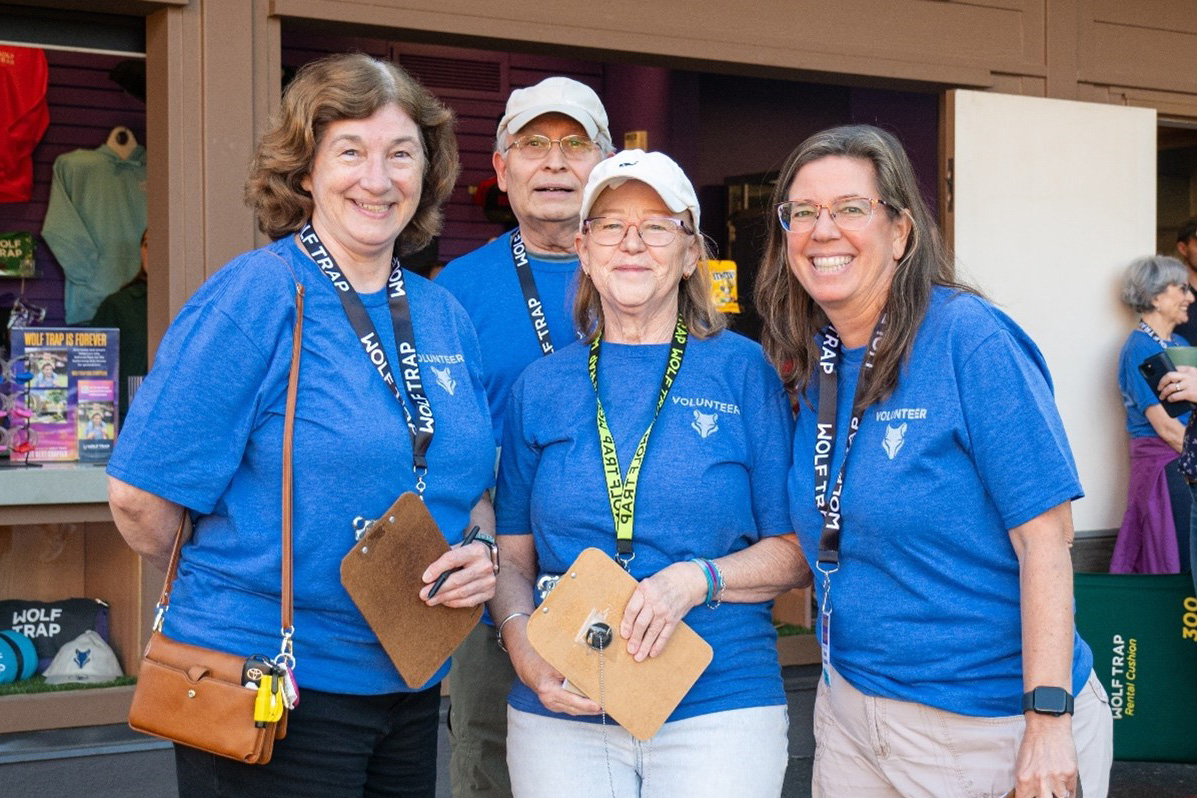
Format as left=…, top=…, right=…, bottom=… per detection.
left=107, top=53, right=496, bottom=797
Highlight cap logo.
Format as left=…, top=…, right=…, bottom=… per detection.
left=617, top=160, right=639, bottom=167
left=73, top=648, right=92, bottom=669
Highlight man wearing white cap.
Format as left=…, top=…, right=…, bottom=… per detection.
left=436, top=76, right=613, bottom=798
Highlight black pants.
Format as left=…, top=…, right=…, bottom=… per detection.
left=175, top=685, right=441, bottom=798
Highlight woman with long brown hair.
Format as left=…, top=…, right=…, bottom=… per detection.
left=756, top=124, right=1112, bottom=798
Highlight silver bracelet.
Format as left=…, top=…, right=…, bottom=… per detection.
left=495, top=611, right=531, bottom=653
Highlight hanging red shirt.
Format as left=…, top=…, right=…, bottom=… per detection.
left=0, top=45, right=50, bottom=203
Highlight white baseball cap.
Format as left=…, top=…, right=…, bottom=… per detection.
left=43, top=630, right=123, bottom=684
left=579, top=149, right=701, bottom=231
left=498, top=77, right=609, bottom=142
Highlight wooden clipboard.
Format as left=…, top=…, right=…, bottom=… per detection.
left=525, top=547, right=713, bottom=740
left=340, top=492, right=482, bottom=688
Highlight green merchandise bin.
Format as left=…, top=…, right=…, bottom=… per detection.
left=1074, top=572, right=1197, bottom=762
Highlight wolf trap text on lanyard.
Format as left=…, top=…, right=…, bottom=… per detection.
left=510, top=229, right=556, bottom=356
left=591, top=313, right=688, bottom=570
left=814, top=316, right=885, bottom=685
left=298, top=224, right=435, bottom=540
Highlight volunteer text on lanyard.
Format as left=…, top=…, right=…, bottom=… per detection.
left=591, top=314, right=688, bottom=569
left=1138, top=320, right=1171, bottom=349
left=814, top=316, right=885, bottom=685
left=510, top=230, right=555, bottom=356
left=299, top=223, right=435, bottom=495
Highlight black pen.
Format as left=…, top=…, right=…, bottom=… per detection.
left=428, top=525, right=481, bottom=599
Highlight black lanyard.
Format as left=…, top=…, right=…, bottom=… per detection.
left=1138, top=320, right=1169, bottom=349
left=589, top=314, right=688, bottom=567
left=298, top=224, right=434, bottom=487
left=510, top=230, right=554, bottom=356
left=814, top=316, right=886, bottom=570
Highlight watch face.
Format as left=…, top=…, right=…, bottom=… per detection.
left=1027, top=687, right=1071, bottom=715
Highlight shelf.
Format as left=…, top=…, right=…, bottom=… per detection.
left=777, top=632, right=819, bottom=667
left=0, top=463, right=111, bottom=525
left=0, top=686, right=136, bottom=735
left=0, top=467, right=146, bottom=736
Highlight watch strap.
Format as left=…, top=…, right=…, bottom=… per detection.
left=473, top=531, right=500, bottom=574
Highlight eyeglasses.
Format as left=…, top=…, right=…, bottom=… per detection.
left=505, top=134, right=598, bottom=161
left=777, top=196, right=893, bottom=233
left=584, top=217, right=694, bottom=247
left=0, top=356, right=40, bottom=464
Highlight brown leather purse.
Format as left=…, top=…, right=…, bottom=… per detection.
left=127, top=272, right=304, bottom=764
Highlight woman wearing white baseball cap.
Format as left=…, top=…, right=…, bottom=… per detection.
left=489, top=149, right=811, bottom=797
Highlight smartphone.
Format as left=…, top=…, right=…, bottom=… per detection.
left=1139, top=350, right=1193, bottom=418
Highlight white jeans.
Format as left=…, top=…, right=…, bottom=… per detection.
left=506, top=704, right=789, bottom=798
left=812, top=666, right=1114, bottom=798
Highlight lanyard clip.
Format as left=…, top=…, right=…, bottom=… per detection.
left=815, top=561, right=838, bottom=610
left=413, top=465, right=428, bottom=498
left=615, top=539, right=635, bottom=571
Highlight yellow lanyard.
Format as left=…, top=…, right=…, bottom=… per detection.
left=588, top=314, right=688, bottom=568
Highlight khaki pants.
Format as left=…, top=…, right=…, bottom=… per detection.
left=812, top=666, right=1113, bottom=798
left=448, top=622, right=517, bottom=798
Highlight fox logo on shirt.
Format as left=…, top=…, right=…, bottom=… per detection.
left=882, top=423, right=907, bottom=460
left=430, top=365, right=456, bottom=396
left=692, top=410, right=718, bottom=439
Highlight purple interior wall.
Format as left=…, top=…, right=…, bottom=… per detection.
left=0, top=49, right=147, bottom=339
left=280, top=29, right=938, bottom=272
left=848, top=88, right=941, bottom=213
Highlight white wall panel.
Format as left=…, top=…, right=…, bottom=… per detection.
left=950, top=89, right=1156, bottom=533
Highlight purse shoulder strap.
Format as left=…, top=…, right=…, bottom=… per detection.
left=153, top=266, right=305, bottom=645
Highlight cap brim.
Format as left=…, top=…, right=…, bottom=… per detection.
left=503, top=104, right=599, bottom=140
left=581, top=176, right=699, bottom=229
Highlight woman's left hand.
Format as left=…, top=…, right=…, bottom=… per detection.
left=620, top=561, right=707, bottom=661
left=420, top=541, right=496, bottom=608
left=1013, top=714, right=1079, bottom=798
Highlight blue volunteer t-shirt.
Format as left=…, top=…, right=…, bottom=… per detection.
left=436, top=230, right=580, bottom=444
left=1118, top=328, right=1190, bottom=437
left=496, top=331, right=794, bottom=723
left=108, top=236, right=495, bottom=695
left=789, top=287, right=1091, bottom=718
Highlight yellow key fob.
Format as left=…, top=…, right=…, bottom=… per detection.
left=253, top=674, right=284, bottom=724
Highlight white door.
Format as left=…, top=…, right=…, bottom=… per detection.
left=944, top=89, right=1157, bottom=534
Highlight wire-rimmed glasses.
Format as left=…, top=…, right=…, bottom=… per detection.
left=583, top=217, right=694, bottom=247
left=777, top=196, right=893, bottom=233
left=504, top=134, right=599, bottom=161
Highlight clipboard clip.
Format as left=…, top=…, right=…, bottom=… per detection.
left=535, top=573, right=562, bottom=602
left=352, top=516, right=376, bottom=541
